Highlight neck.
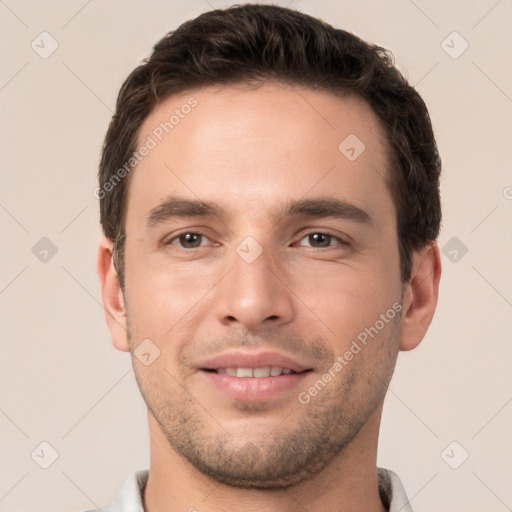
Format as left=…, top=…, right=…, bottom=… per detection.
left=143, top=406, right=387, bottom=512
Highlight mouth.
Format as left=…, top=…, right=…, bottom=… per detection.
left=203, top=366, right=307, bottom=377
left=197, top=350, right=314, bottom=402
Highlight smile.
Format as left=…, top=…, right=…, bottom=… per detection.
left=206, top=367, right=299, bottom=377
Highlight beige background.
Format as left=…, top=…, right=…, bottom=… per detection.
left=1, top=1, right=511, bottom=511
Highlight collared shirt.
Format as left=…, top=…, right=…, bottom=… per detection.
left=83, top=467, right=413, bottom=512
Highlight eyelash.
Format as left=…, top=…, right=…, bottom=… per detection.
left=164, top=230, right=349, bottom=250
left=295, top=231, right=350, bottom=249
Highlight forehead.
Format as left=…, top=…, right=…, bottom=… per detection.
left=126, top=83, right=393, bottom=229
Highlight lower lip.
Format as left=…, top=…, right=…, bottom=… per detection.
left=200, top=370, right=311, bottom=402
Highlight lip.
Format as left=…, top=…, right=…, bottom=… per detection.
left=198, top=350, right=311, bottom=373
left=201, top=371, right=310, bottom=401
left=197, top=350, right=313, bottom=402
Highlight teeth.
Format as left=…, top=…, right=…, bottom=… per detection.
left=253, top=367, right=270, bottom=378
left=217, top=367, right=295, bottom=377
left=236, top=367, right=253, bottom=378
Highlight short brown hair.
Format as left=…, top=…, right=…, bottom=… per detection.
left=98, top=3, right=441, bottom=290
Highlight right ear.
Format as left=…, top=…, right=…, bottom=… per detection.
left=96, top=235, right=130, bottom=352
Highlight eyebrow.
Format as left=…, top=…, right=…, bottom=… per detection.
left=146, top=195, right=375, bottom=229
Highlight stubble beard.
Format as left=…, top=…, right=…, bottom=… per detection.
left=127, top=315, right=400, bottom=489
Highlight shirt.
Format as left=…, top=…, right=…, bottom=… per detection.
left=83, top=467, right=413, bottom=512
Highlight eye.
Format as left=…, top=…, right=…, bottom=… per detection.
left=166, top=232, right=210, bottom=249
left=296, top=232, right=348, bottom=249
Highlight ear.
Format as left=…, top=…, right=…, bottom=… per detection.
left=399, top=242, right=442, bottom=351
left=96, top=234, right=130, bottom=352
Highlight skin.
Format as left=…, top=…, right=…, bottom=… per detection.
left=98, top=83, right=441, bottom=512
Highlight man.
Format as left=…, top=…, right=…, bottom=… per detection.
left=94, top=3, right=441, bottom=511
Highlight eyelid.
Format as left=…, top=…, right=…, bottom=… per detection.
left=163, top=230, right=214, bottom=248
left=295, top=229, right=351, bottom=247
left=162, top=229, right=350, bottom=249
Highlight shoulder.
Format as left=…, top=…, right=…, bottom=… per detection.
left=377, top=467, right=413, bottom=512
left=78, top=469, right=149, bottom=512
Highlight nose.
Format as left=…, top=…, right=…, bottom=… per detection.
left=214, top=242, right=295, bottom=331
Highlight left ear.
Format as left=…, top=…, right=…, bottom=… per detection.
left=399, top=242, right=442, bottom=351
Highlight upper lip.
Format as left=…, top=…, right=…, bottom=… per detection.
left=198, top=350, right=312, bottom=373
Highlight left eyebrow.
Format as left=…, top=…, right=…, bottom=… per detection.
left=271, top=197, right=375, bottom=227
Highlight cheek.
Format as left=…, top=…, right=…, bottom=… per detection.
left=124, top=246, right=224, bottom=354
left=125, top=242, right=199, bottom=312
left=289, top=261, right=398, bottom=340
left=126, top=278, right=202, bottom=344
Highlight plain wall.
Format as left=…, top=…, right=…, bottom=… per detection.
left=1, top=1, right=511, bottom=511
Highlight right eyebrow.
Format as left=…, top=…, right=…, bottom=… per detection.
left=146, top=196, right=230, bottom=228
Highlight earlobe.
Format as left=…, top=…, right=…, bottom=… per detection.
left=399, top=242, right=442, bottom=351
left=96, top=235, right=130, bottom=352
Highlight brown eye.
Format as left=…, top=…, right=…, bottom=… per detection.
left=169, top=233, right=207, bottom=249
left=297, top=232, right=347, bottom=248
left=307, top=233, right=332, bottom=248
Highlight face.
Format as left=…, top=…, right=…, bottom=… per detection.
left=122, top=83, right=404, bottom=488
